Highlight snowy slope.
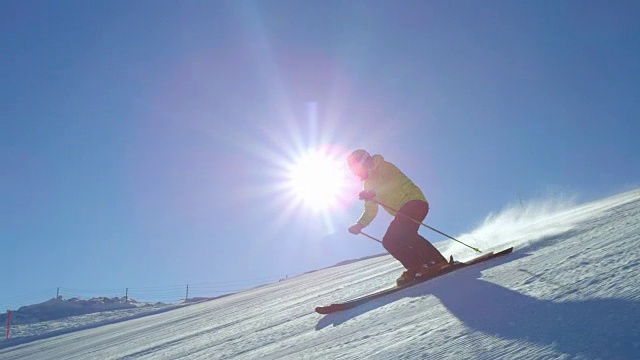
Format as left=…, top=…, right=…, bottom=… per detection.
left=2, top=190, right=639, bottom=359
left=2, top=300, right=190, bottom=344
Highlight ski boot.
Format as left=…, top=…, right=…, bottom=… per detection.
left=414, top=260, right=449, bottom=279
left=396, top=268, right=418, bottom=286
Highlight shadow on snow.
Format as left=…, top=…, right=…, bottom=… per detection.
left=316, top=251, right=639, bottom=359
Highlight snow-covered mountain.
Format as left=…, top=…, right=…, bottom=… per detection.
left=2, top=190, right=639, bottom=359
left=1, top=297, right=168, bottom=325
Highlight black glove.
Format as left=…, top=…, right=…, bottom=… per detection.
left=348, top=223, right=365, bottom=235
left=358, top=190, right=376, bottom=201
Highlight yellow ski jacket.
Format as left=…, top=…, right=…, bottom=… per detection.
left=356, top=155, right=428, bottom=227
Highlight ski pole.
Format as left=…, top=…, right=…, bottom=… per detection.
left=371, top=199, right=481, bottom=253
left=359, top=231, right=383, bottom=244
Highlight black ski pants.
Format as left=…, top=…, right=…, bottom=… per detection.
left=382, top=200, right=447, bottom=270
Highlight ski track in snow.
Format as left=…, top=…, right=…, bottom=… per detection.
left=1, top=190, right=639, bottom=359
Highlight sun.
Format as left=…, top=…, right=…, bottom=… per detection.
left=286, top=150, right=348, bottom=211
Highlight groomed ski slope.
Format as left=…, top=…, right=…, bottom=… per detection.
left=2, top=190, right=639, bottom=359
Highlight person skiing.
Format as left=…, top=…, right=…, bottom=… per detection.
left=346, top=149, right=448, bottom=285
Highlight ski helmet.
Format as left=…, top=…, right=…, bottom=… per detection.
left=347, top=149, right=371, bottom=170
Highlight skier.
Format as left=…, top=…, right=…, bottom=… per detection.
left=346, top=149, right=448, bottom=285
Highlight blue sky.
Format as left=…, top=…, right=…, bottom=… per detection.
left=2, top=0, right=639, bottom=307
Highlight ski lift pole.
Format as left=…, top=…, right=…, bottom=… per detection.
left=371, top=199, right=482, bottom=253
left=5, top=310, right=10, bottom=339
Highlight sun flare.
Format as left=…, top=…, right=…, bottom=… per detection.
left=287, top=150, right=348, bottom=211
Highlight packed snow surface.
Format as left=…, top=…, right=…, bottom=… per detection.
left=2, top=190, right=639, bottom=359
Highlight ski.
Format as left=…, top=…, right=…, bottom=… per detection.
left=315, top=247, right=514, bottom=314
